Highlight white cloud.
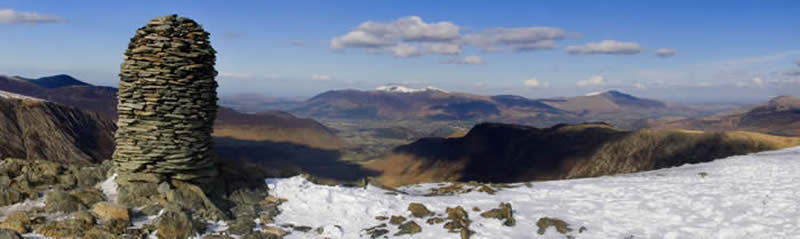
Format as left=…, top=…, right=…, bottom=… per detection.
left=566, top=40, right=641, bottom=55
left=656, top=48, right=677, bottom=57
left=311, top=74, right=331, bottom=81
left=462, top=27, right=566, bottom=52
left=423, top=42, right=461, bottom=55
left=577, top=75, right=607, bottom=87
left=331, top=16, right=575, bottom=58
left=0, top=9, right=65, bottom=24
left=523, top=78, right=548, bottom=88
left=446, top=56, right=482, bottom=65
left=387, top=43, right=421, bottom=57
left=330, top=31, right=395, bottom=49
left=355, top=16, right=460, bottom=42
left=753, top=77, right=764, bottom=87
left=330, top=16, right=459, bottom=51
left=633, top=82, right=647, bottom=89
left=735, top=77, right=765, bottom=88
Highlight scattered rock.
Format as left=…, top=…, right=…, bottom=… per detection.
left=374, top=216, right=389, bottom=221
left=262, top=225, right=289, bottom=237
left=44, top=191, right=85, bottom=213
left=536, top=217, right=572, bottom=235
left=69, top=188, right=105, bottom=206
left=154, top=208, right=196, bottom=239
left=395, top=221, right=422, bottom=236
left=0, top=189, right=23, bottom=207
left=479, top=202, right=515, bottom=226
left=83, top=227, right=123, bottom=239
left=241, top=231, right=280, bottom=239
left=34, top=219, right=90, bottom=238
left=202, top=235, right=234, bottom=239
left=444, top=206, right=470, bottom=233
left=72, top=210, right=96, bottom=225
left=293, top=225, right=313, bottom=232
left=103, top=218, right=130, bottom=235
left=0, top=229, right=21, bottom=239
left=92, top=202, right=130, bottom=222
left=363, top=224, right=388, bottom=239
left=472, top=207, right=480, bottom=212
left=407, top=203, right=433, bottom=218
left=389, top=215, right=406, bottom=225
left=227, top=218, right=255, bottom=235
left=426, top=217, right=445, bottom=225
left=0, top=211, right=30, bottom=233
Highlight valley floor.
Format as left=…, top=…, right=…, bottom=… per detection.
left=268, top=147, right=800, bottom=239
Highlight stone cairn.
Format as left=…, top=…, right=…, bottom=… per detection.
left=114, top=15, right=218, bottom=185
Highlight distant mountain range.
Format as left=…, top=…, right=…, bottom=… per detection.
left=273, top=85, right=705, bottom=128
left=0, top=74, right=345, bottom=150
left=640, top=96, right=800, bottom=136
left=366, top=122, right=800, bottom=186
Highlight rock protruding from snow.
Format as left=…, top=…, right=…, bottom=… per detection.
left=267, top=146, right=800, bottom=238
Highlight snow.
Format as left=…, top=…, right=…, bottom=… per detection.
left=0, top=89, right=42, bottom=101
left=0, top=198, right=45, bottom=221
left=267, top=147, right=800, bottom=238
left=98, top=173, right=119, bottom=203
left=585, top=91, right=607, bottom=96
left=375, top=85, right=448, bottom=94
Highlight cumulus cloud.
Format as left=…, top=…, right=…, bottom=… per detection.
left=423, top=42, right=461, bottom=55
left=446, top=56, right=482, bottom=64
left=330, top=31, right=396, bottom=49
left=331, top=16, right=574, bottom=58
left=577, top=75, right=607, bottom=87
left=566, top=40, right=641, bottom=55
left=311, top=74, right=331, bottom=81
left=461, top=27, right=566, bottom=52
left=330, top=16, right=465, bottom=57
left=523, top=78, right=548, bottom=88
left=656, top=48, right=677, bottom=57
left=330, top=16, right=459, bottom=50
left=0, top=9, right=65, bottom=24
left=387, top=43, right=421, bottom=57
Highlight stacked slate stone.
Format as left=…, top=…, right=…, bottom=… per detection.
left=114, top=15, right=218, bottom=184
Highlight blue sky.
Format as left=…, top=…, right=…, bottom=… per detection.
left=1, top=0, right=799, bottom=102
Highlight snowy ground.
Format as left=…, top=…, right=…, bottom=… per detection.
left=268, top=147, right=800, bottom=239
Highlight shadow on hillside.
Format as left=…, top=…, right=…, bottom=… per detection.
left=214, top=137, right=379, bottom=185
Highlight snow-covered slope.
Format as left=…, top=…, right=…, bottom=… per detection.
left=0, top=89, right=42, bottom=101
left=375, top=85, right=448, bottom=93
left=267, top=147, right=800, bottom=239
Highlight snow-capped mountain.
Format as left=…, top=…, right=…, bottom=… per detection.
left=267, top=146, right=800, bottom=238
left=375, top=85, right=448, bottom=94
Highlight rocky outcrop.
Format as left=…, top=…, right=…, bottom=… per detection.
left=114, top=14, right=219, bottom=183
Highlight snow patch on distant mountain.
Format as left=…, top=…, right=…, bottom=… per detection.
left=375, top=85, right=448, bottom=93
left=0, top=90, right=42, bottom=101
left=267, top=146, right=800, bottom=238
